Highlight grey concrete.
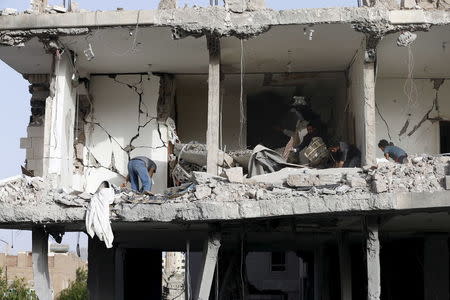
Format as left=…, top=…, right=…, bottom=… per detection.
left=206, top=35, right=221, bottom=175
left=362, top=61, right=377, bottom=166
left=338, top=232, right=352, bottom=300
left=424, top=234, right=449, bottom=300
left=366, top=217, right=381, bottom=300
left=88, top=237, right=116, bottom=300
left=2, top=191, right=450, bottom=227
left=32, top=227, right=52, bottom=300
left=194, top=232, right=221, bottom=300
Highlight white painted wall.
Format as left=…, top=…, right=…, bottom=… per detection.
left=44, top=55, right=76, bottom=188
left=375, top=78, right=450, bottom=155
left=78, top=74, right=168, bottom=194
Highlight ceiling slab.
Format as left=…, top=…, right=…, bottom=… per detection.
left=378, top=25, right=450, bottom=78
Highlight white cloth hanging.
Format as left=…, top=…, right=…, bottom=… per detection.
left=85, top=186, right=115, bottom=248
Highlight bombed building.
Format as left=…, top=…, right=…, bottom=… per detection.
left=1, top=0, right=450, bottom=299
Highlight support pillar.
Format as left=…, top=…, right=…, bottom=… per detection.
left=194, top=232, right=221, bottom=300
left=365, top=217, right=381, bottom=300
left=32, top=227, right=52, bottom=300
left=424, top=235, right=449, bottom=300
left=362, top=59, right=376, bottom=166
left=338, top=232, right=352, bottom=300
left=206, top=34, right=221, bottom=175
left=88, top=237, right=115, bottom=300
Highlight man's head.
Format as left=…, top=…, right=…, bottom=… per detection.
left=306, top=123, right=316, bottom=135
left=329, top=142, right=340, bottom=153
left=378, top=139, right=389, bottom=150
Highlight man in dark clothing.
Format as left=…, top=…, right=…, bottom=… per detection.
left=378, top=139, right=408, bottom=164
left=126, top=156, right=157, bottom=192
left=329, top=142, right=361, bottom=168
left=291, top=123, right=320, bottom=153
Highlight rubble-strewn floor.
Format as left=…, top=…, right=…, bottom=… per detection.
left=0, top=155, right=449, bottom=225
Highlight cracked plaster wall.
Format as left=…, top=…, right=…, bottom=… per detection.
left=176, top=74, right=248, bottom=150
left=75, top=74, right=168, bottom=194
left=375, top=78, right=450, bottom=155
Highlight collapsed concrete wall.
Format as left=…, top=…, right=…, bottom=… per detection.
left=21, top=74, right=50, bottom=177
left=375, top=78, right=450, bottom=155
left=73, top=74, right=169, bottom=194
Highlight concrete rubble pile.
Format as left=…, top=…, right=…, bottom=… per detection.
left=0, top=155, right=448, bottom=211
left=167, top=154, right=450, bottom=203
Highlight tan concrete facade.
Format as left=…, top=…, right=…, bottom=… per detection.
left=0, top=251, right=86, bottom=297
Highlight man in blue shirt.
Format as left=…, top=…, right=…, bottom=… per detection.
left=126, top=156, right=157, bottom=193
left=329, top=141, right=361, bottom=168
left=378, top=140, right=408, bottom=164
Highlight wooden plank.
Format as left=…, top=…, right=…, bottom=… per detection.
left=206, top=34, right=221, bottom=175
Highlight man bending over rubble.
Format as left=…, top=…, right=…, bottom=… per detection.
left=378, top=140, right=408, bottom=164
left=125, top=156, right=157, bottom=193
left=329, top=141, right=361, bottom=168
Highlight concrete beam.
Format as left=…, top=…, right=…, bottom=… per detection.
left=424, top=234, right=449, bottom=300
left=338, top=232, right=352, bottom=300
left=206, top=35, right=221, bottom=175
left=365, top=217, right=381, bottom=300
left=32, top=227, right=52, bottom=300
left=194, top=232, right=221, bottom=300
left=0, top=7, right=393, bottom=32
left=2, top=191, right=450, bottom=226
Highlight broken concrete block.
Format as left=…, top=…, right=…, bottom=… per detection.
left=195, top=185, right=212, bottom=200
left=158, top=0, right=177, bottom=9
left=1, top=8, right=18, bottom=16
left=372, top=180, right=388, bottom=193
left=347, top=176, right=367, bottom=188
left=51, top=5, right=67, bottom=13
left=224, top=0, right=246, bottom=12
left=401, top=0, right=418, bottom=8
left=20, top=138, right=31, bottom=149
left=224, top=167, right=243, bottom=183
left=246, top=0, right=266, bottom=10
left=438, top=0, right=450, bottom=8
left=27, top=126, right=44, bottom=138
left=445, top=176, right=450, bottom=190
left=192, top=172, right=226, bottom=185
left=26, top=148, right=34, bottom=160
left=417, top=0, right=438, bottom=9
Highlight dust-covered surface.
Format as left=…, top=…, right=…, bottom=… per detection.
left=0, top=154, right=449, bottom=226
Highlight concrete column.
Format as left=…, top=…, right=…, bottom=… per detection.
left=194, top=232, right=221, bottom=300
left=32, top=227, right=52, bottom=300
left=424, top=235, right=449, bottom=300
left=365, top=218, right=381, bottom=300
left=338, top=232, right=352, bottom=300
left=206, top=35, right=221, bottom=175
left=362, top=60, right=376, bottom=166
left=88, top=237, right=115, bottom=300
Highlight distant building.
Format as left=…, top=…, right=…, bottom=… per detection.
left=0, top=246, right=87, bottom=297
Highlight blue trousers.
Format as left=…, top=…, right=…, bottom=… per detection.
left=128, top=159, right=152, bottom=192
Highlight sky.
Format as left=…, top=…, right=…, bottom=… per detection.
left=0, top=0, right=357, bottom=254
